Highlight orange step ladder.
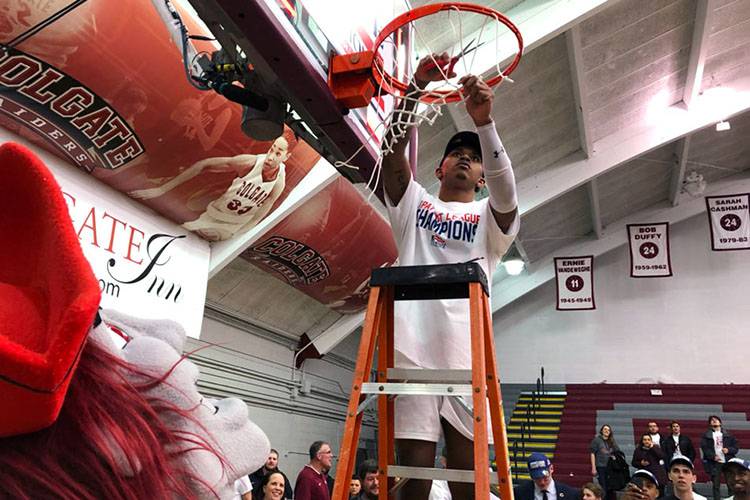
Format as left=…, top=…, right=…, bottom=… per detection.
left=332, top=262, right=514, bottom=500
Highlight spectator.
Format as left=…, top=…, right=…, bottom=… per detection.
left=349, top=477, right=361, bottom=499
left=514, top=452, right=580, bottom=500
left=663, top=421, right=696, bottom=466
left=354, top=459, right=379, bottom=500
left=234, top=476, right=253, bottom=500
left=250, top=449, right=293, bottom=499
left=723, top=458, right=750, bottom=500
left=622, top=470, right=660, bottom=500
left=648, top=422, right=665, bottom=448
left=294, top=441, right=333, bottom=500
left=666, top=455, right=706, bottom=500
left=701, top=415, right=739, bottom=500
left=258, top=472, right=287, bottom=500
left=632, top=434, right=668, bottom=496
left=582, top=482, right=604, bottom=500
left=590, top=424, right=620, bottom=498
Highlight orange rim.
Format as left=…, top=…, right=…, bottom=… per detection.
left=371, top=2, right=524, bottom=103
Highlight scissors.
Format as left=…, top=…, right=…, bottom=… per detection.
left=422, top=38, right=486, bottom=75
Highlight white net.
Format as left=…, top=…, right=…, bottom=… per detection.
left=333, top=5, right=521, bottom=197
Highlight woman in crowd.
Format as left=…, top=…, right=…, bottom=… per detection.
left=582, top=482, right=605, bottom=500
left=259, top=472, right=287, bottom=500
left=631, top=434, right=667, bottom=496
left=590, top=424, right=620, bottom=498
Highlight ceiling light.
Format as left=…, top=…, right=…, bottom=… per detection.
left=503, top=258, right=525, bottom=276
left=716, top=120, right=731, bottom=131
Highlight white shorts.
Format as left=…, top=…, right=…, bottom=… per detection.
left=393, top=352, right=494, bottom=444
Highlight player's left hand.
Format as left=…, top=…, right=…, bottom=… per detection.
left=459, top=75, right=493, bottom=126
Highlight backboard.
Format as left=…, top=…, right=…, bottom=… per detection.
left=185, top=0, right=410, bottom=184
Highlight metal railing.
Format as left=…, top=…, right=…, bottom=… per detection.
left=510, top=366, right=545, bottom=481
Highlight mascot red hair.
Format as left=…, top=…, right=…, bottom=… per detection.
left=0, top=142, right=270, bottom=499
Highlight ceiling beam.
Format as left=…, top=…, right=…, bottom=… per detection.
left=683, top=0, right=715, bottom=108
left=208, top=158, right=339, bottom=278
left=518, top=74, right=750, bottom=216
left=669, top=136, right=692, bottom=206
left=492, top=171, right=750, bottom=312
left=441, top=0, right=616, bottom=134
left=587, top=178, right=603, bottom=238
left=566, top=25, right=594, bottom=157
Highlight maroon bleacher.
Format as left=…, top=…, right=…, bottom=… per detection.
left=552, top=384, right=750, bottom=487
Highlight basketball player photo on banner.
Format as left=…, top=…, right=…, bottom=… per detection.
left=554, top=256, right=595, bottom=311
left=705, top=193, right=750, bottom=251
left=627, top=223, right=672, bottom=278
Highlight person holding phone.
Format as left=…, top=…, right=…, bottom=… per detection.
left=622, top=470, right=660, bottom=500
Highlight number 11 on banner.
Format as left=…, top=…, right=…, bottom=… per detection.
left=554, top=256, right=595, bottom=311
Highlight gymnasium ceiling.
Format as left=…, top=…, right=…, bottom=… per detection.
left=204, top=0, right=750, bottom=352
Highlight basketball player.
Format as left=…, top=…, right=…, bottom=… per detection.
left=132, top=135, right=289, bottom=241
left=382, top=53, right=519, bottom=499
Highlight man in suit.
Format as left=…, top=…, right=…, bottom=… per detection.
left=663, top=421, right=697, bottom=465
left=514, top=452, right=580, bottom=500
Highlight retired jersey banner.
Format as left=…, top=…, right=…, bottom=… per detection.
left=627, top=223, right=672, bottom=278
left=705, top=194, right=750, bottom=251
left=554, top=256, right=595, bottom=311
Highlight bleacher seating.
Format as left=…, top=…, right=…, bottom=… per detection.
left=550, top=384, right=750, bottom=488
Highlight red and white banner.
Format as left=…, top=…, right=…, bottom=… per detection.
left=627, top=223, right=672, bottom=278
left=554, top=256, right=595, bottom=311
left=705, top=194, right=750, bottom=251
left=241, top=177, right=398, bottom=313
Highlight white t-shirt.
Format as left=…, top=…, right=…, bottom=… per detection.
left=673, top=434, right=682, bottom=454
left=386, top=179, right=516, bottom=369
left=233, top=476, right=253, bottom=499
left=205, top=154, right=286, bottom=226
left=713, top=430, right=725, bottom=462
left=650, top=433, right=661, bottom=447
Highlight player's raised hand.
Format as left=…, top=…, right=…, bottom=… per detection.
left=414, top=52, right=457, bottom=88
left=459, top=75, right=493, bottom=126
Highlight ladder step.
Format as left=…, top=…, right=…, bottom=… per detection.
left=361, top=382, right=473, bottom=396
left=388, top=465, right=499, bottom=485
left=387, top=368, right=472, bottom=383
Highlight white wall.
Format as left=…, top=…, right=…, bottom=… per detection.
left=189, top=316, right=375, bottom=479
left=493, top=213, right=750, bottom=384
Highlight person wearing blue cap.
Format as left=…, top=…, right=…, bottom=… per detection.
left=723, top=458, right=750, bottom=500
left=381, top=53, right=520, bottom=500
left=514, top=452, right=580, bottom=500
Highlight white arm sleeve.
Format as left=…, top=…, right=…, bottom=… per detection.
left=477, top=121, right=518, bottom=213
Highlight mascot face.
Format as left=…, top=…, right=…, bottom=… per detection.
left=93, top=309, right=270, bottom=499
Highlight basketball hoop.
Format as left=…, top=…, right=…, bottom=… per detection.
left=372, top=2, right=523, bottom=103
left=329, top=2, right=523, bottom=107
left=327, top=2, right=524, bottom=193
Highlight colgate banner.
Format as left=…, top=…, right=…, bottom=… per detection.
left=0, top=0, right=318, bottom=237
left=242, top=178, right=398, bottom=313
